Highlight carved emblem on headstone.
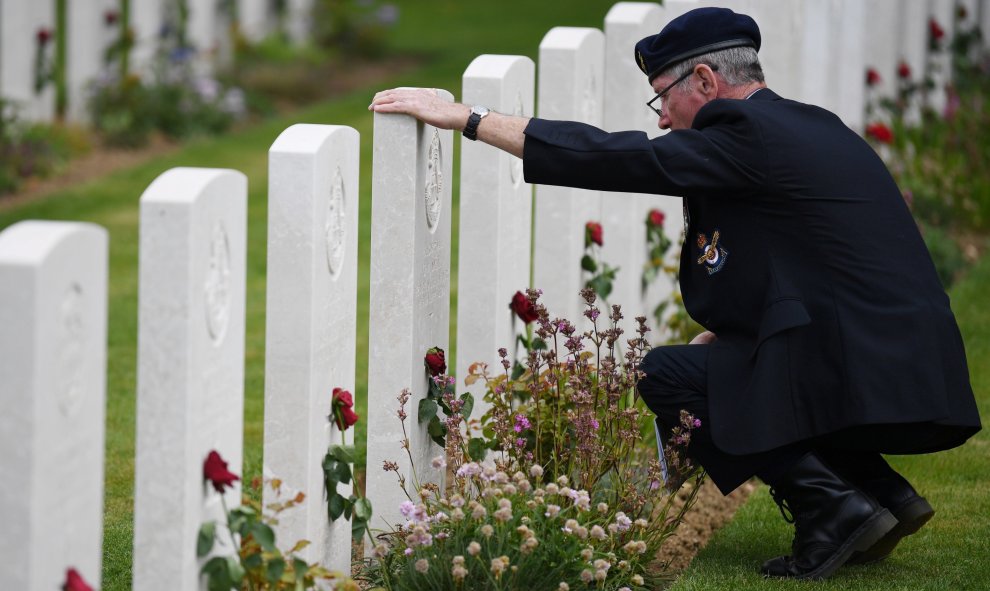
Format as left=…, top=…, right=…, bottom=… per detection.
left=326, top=166, right=346, bottom=279
left=425, top=129, right=443, bottom=231
left=205, top=222, right=231, bottom=344
left=510, top=92, right=525, bottom=188
left=56, top=282, right=85, bottom=417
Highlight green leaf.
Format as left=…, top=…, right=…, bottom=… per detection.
left=329, top=444, right=356, bottom=464
left=332, top=460, right=352, bottom=485
left=459, top=392, right=475, bottom=419
left=196, top=521, right=216, bottom=558
left=468, top=437, right=487, bottom=461
left=511, top=360, right=525, bottom=380
left=532, top=337, right=548, bottom=351
left=328, top=493, right=346, bottom=521
left=201, top=556, right=232, bottom=591
left=354, top=497, right=373, bottom=521
left=581, top=254, right=598, bottom=272
left=244, top=552, right=263, bottom=569
left=251, top=522, right=277, bottom=552
left=293, top=557, right=309, bottom=581
left=352, top=517, right=368, bottom=539
left=226, top=555, right=245, bottom=584
left=427, top=415, right=447, bottom=447
left=418, top=398, right=439, bottom=424
left=266, top=557, right=286, bottom=584
left=321, top=452, right=335, bottom=472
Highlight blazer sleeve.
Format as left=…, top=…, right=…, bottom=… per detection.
left=522, top=100, right=769, bottom=198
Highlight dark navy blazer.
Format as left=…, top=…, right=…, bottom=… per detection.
left=523, top=88, right=980, bottom=456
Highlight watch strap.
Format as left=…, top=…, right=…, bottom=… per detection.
left=463, top=111, right=483, bottom=141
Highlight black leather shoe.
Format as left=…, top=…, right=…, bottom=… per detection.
left=819, top=452, right=935, bottom=565
left=759, top=453, right=897, bottom=580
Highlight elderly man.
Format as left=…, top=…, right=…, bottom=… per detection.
left=369, top=7, right=980, bottom=580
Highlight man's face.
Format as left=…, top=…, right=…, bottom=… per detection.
left=650, top=70, right=708, bottom=131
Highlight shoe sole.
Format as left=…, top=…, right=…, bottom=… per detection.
left=795, top=508, right=898, bottom=580
left=845, top=497, right=935, bottom=565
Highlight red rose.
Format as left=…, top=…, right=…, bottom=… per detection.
left=425, top=347, right=446, bottom=376
left=585, top=221, right=603, bottom=247
left=104, top=10, right=119, bottom=26
left=865, top=68, right=881, bottom=87
left=897, top=61, right=911, bottom=80
left=331, top=387, right=359, bottom=431
left=929, top=18, right=945, bottom=41
left=647, top=209, right=665, bottom=227
left=510, top=290, right=539, bottom=324
left=36, top=28, right=52, bottom=45
left=865, top=123, right=894, bottom=144
left=63, top=569, right=93, bottom=591
left=203, top=450, right=239, bottom=493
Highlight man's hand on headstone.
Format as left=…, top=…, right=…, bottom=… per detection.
left=369, top=87, right=471, bottom=131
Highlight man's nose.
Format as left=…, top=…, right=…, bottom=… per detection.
left=658, top=115, right=671, bottom=131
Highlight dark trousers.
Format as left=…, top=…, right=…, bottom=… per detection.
left=637, top=344, right=894, bottom=495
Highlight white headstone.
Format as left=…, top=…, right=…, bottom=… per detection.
left=0, top=0, right=55, bottom=120
left=130, top=0, right=163, bottom=77
left=981, top=0, right=990, bottom=45
left=187, top=0, right=219, bottom=72
left=533, top=27, right=604, bottom=322
left=239, top=0, right=271, bottom=41
left=829, top=0, right=867, bottom=130
left=928, top=0, right=956, bottom=115
left=900, top=0, right=930, bottom=124
left=863, top=0, right=902, bottom=116
left=0, top=221, right=108, bottom=591
left=134, top=168, right=247, bottom=591
left=286, top=0, right=313, bottom=44
left=66, top=2, right=112, bottom=121
left=366, top=90, right=454, bottom=531
left=603, top=2, right=685, bottom=338
left=264, top=124, right=359, bottom=572
left=456, top=54, right=535, bottom=411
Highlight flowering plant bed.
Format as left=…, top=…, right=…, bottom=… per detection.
left=357, top=289, right=705, bottom=590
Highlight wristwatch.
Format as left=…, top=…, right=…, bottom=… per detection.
left=462, top=105, right=490, bottom=141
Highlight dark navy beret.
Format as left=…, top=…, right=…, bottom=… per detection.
left=634, top=7, right=761, bottom=82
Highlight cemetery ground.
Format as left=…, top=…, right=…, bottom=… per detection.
left=1, top=2, right=988, bottom=590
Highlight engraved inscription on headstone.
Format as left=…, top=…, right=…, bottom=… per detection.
left=56, top=283, right=86, bottom=417
left=326, top=166, right=346, bottom=279
left=425, top=129, right=444, bottom=231
left=582, top=67, right=599, bottom=126
left=205, top=222, right=231, bottom=344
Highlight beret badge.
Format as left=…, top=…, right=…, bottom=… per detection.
left=637, top=50, right=648, bottom=75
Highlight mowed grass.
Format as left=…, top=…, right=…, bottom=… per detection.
left=670, top=252, right=990, bottom=591
left=0, top=2, right=618, bottom=589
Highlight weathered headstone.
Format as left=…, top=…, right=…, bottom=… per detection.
left=264, top=124, right=359, bottom=572
left=0, top=221, right=108, bottom=591
left=134, top=168, right=247, bottom=591
left=366, top=91, right=454, bottom=531
left=0, top=0, right=55, bottom=120
left=533, top=27, right=604, bottom=323
left=603, top=2, right=683, bottom=338
left=456, top=55, right=535, bottom=410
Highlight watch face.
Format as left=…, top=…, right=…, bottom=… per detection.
left=472, top=105, right=490, bottom=116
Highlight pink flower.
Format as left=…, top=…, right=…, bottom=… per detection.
left=514, top=414, right=531, bottom=432
left=63, top=569, right=93, bottom=591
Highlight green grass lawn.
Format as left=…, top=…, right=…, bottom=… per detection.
left=0, top=2, right=618, bottom=589
left=671, top=253, right=990, bottom=591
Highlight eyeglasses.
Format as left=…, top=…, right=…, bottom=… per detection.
left=646, top=64, right=719, bottom=118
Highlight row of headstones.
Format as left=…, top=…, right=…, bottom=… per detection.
left=0, top=0, right=307, bottom=122
left=2, top=0, right=987, bottom=588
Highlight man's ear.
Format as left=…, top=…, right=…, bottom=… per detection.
left=696, top=64, right=719, bottom=99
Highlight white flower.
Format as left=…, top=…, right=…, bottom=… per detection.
left=431, top=455, right=446, bottom=469
left=468, top=541, right=482, bottom=556
left=415, top=558, right=429, bottom=573
left=614, top=511, right=632, bottom=532
left=530, top=465, right=544, bottom=478
left=590, top=525, right=607, bottom=540
left=631, top=574, right=644, bottom=585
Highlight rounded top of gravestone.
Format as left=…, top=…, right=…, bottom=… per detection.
left=0, top=221, right=107, bottom=267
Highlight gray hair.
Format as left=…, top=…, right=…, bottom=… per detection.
left=665, top=46, right=765, bottom=90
